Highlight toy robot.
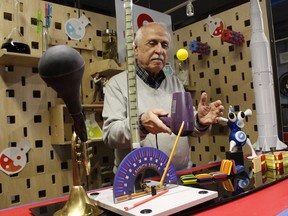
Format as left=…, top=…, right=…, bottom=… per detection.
left=220, top=105, right=257, bottom=159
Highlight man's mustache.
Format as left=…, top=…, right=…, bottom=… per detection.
left=151, top=55, right=164, bottom=61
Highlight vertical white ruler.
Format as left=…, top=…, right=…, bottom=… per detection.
left=124, top=0, right=140, bottom=149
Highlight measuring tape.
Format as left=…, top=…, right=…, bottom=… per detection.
left=124, top=0, right=140, bottom=149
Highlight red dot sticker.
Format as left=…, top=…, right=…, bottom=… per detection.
left=137, top=13, right=154, bottom=28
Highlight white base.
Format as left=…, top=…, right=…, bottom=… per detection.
left=89, top=185, right=218, bottom=216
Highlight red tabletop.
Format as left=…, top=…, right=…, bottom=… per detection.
left=0, top=178, right=287, bottom=216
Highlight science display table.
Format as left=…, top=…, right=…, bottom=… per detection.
left=0, top=160, right=287, bottom=216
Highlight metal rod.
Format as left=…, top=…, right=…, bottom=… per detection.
left=164, top=0, right=195, bottom=14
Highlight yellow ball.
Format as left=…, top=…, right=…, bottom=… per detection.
left=176, top=48, right=188, bottom=61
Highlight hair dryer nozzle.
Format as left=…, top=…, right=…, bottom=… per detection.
left=161, top=92, right=195, bottom=136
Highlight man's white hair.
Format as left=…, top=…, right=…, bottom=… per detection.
left=133, top=22, right=171, bottom=48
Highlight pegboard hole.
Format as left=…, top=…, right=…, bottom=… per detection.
left=21, top=76, right=26, bottom=86
left=20, top=26, right=24, bottom=36
left=26, top=179, right=31, bottom=188
left=26, top=153, right=29, bottom=162
left=6, top=89, right=15, bottom=97
left=63, top=185, right=69, bottom=193
left=11, top=195, right=20, bottom=204
left=242, top=72, right=245, bottom=80
left=191, top=146, right=195, bottom=152
left=244, top=19, right=250, bottom=27
left=199, top=72, right=204, bottom=78
left=50, top=150, right=54, bottom=159
left=9, top=142, right=17, bottom=147
left=38, top=190, right=46, bottom=198
left=7, top=116, right=16, bottom=124
left=35, top=140, right=43, bottom=148
left=55, top=22, right=62, bottom=30
left=97, top=50, right=102, bottom=57
left=235, top=12, right=239, bottom=20
left=19, top=2, right=23, bottom=12
left=220, top=146, right=226, bottom=152
left=212, top=50, right=218, bottom=56
left=52, top=175, right=56, bottom=184
left=246, top=40, right=250, bottom=47
left=30, top=17, right=38, bottom=25
left=96, top=30, right=101, bottom=36
left=3, top=12, right=12, bottom=21
left=226, top=95, right=229, bottom=104
left=37, top=165, right=45, bottom=173
left=5, top=66, right=14, bottom=72
left=24, top=127, right=28, bottom=137
left=33, top=90, right=41, bottom=98
left=61, top=162, right=68, bottom=170
left=232, top=85, right=238, bottom=92
left=31, top=41, right=39, bottom=49
left=34, top=115, right=42, bottom=123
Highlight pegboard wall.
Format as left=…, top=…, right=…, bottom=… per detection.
left=0, top=0, right=271, bottom=210
left=0, top=0, right=116, bottom=209
left=173, top=0, right=268, bottom=166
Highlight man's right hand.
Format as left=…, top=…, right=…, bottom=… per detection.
left=140, top=109, right=172, bottom=135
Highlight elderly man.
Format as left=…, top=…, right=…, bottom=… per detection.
left=102, top=22, right=224, bottom=173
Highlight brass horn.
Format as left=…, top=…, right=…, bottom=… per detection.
left=38, top=45, right=103, bottom=215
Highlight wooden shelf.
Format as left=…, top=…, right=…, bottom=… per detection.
left=185, top=85, right=197, bottom=92
left=0, top=49, right=40, bottom=67
left=90, top=59, right=126, bottom=77
left=50, top=103, right=104, bottom=145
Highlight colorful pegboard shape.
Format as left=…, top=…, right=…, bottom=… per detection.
left=189, top=40, right=210, bottom=55
left=221, top=29, right=245, bottom=45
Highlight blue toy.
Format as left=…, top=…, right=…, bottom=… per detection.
left=220, top=105, right=257, bottom=159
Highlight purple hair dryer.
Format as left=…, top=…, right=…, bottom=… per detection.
left=160, top=92, right=194, bottom=136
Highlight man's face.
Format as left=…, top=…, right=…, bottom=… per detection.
left=134, top=24, right=170, bottom=76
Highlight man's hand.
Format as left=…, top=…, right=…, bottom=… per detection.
left=140, top=109, right=172, bottom=134
left=197, top=92, right=224, bottom=126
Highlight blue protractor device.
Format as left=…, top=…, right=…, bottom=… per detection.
left=113, top=147, right=177, bottom=203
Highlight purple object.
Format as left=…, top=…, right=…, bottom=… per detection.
left=160, top=92, right=194, bottom=136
